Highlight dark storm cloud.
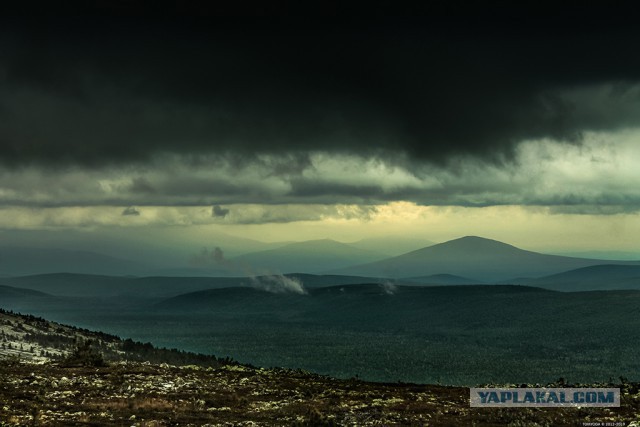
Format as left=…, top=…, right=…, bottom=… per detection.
left=285, top=180, right=426, bottom=203
left=288, top=181, right=383, bottom=199
left=223, top=204, right=379, bottom=225
left=129, top=177, right=156, bottom=194
left=2, top=6, right=640, bottom=168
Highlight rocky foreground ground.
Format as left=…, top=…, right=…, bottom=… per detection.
left=1, top=308, right=639, bottom=426
left=1, top=359, right=640, bottom=426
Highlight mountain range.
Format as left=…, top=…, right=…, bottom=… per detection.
left=2, top=236, right=639, bottom=290
left=0, top=236, right=435, bottom=277
left=334, top=236, right=640, bottom=282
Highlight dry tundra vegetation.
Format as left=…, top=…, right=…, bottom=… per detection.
left=1, top=308, right=640, bottom=426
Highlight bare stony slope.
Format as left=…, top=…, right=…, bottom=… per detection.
left=0, top=308, right=223, bottom=367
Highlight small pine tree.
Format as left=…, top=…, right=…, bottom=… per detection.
left=62, top=340, right=107, bottom=367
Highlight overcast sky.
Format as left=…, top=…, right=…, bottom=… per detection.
left=1, top=3, right=640, bottom=255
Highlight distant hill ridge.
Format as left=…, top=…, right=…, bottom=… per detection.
left=334, top=236, right=640, bottom=282
left=514, top=264, right=640, bottom=291
left=156, top=283, right=558, bottom=312
left=0, top=247, right=149, bottom=276
left=0, top=285, right=50, bottom=298
left=231, top=239, right=388, bottom=273
left=0, top=272, right=391, bottom=298
left=403, top=273, right=483, bottom=285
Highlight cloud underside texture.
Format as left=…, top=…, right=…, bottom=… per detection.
left=3, top=15, right=640, bottom=165
left=1, top=12, right=640, bottom=213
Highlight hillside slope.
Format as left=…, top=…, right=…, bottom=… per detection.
left=1, top=309, right=639, bottom=426
left=0, top=308, right=223, bottom=367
